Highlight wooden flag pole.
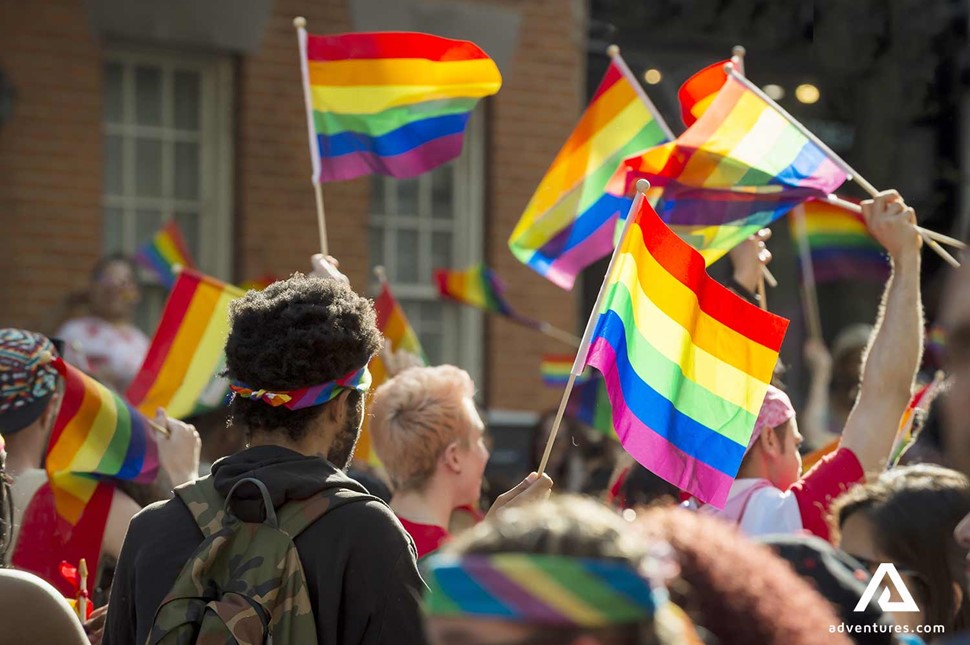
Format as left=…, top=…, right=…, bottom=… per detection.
left=537, top=180, right=650, bottom=476
left=78, top=558, right=89, bottom=620
left=727, top=64, right=960, bottom=268
left=792, top=204, right=824, bottom=339
left=757, top=271, right=767, bottom=311
left=828, top=195, right=966, bottom=249
left=294, top=16, right=329, bottom=257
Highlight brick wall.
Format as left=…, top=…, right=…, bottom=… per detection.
left=0, top=0, right=104, bottom=334
left=0, top=0, right=585, bottom=413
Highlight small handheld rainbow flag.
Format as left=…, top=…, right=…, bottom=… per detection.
left=134, top=220, right=196, bottom=289
left=354, top=280, right=427, bottom=466
left=46, top=357, right=160, bottom=525
left=296, top=27, right=502, bottom=183
left=678, top=60, right=728, bottom=127
left=890, top=374, right=945, bottom=467
left=507, top=53, right=672, bottom=290
left=610, top=72, right=848, bottom=265
left=434, top=263, right=521, bottom=319
left=581, top=195, right=789, bottom=507
left=127, top=270, right=244, bottom=419
left=791, top=199, right=889, bottom=283
left=540, top=355, right=576, bottom=387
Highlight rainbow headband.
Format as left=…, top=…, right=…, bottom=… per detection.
left=422, top=553, right=664, bottom=627
left=229, top=365, right=372, bottom=410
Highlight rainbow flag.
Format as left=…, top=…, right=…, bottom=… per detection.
left=46, top=357, right=160, bottom=525
left=678, top=60, right=728, bottom=127
left=127, top=271, right=244, bottom=419
left=434, top=263, right=525, bottom=320
left=540, top=355, right=593, bottom=387
left=508, top=56, right=672, bottom=290
left=582, top=197, right=789, bottom=507
left=134, top=220, right=196, bottom=289
left=298, top=30, right=501, bottom=182
left=240, top=275, right=279, bottom=291
left=791, top=199, right=889, bottom=283
left=354, top=282, right=427, bottom=466
left=610, top=73, right=848, bottom=266
left=890, top=374, right=945, bottom=467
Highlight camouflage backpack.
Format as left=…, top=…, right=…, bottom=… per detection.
left=146, top=475, right=373, bottom=645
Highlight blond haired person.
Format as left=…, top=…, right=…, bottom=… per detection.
left=371, top=365, right=552, bottom=557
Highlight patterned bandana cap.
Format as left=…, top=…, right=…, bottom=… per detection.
left=747, top=385, right=796, bottom=451
left=0, top=329, right=59, bottom=434
left=422, top=553, right=664, bottom=627
left=229, top=364, right=372, bottom=411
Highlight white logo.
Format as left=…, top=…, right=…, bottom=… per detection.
left=855, top=563, right=920, bottom=613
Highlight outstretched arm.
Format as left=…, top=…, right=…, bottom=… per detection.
left=839, top=190, right=923, bottom=475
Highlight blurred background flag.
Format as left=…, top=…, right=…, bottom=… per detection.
left=134, top=220, right=196, bottom=289
left=790, top=198, right=889, bottom=284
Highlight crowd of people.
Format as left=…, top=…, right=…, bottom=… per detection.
left=0, top=190, right=968, bottom=644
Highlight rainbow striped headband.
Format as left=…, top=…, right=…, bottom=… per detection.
left=229, top=365, right=372, bottom=410
left=422, top=553, right=664, bottom=627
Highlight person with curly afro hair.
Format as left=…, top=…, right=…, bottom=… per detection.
left=104, top=273, right=428, bottom=645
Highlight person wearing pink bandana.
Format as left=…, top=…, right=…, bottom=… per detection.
left=696, top=190, right=924, bottom=542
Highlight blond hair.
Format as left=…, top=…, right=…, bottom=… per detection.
left=370, top=365, right=476, bottom=491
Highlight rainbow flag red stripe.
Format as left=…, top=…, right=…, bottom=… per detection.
left=611, top=73, right=848, bottom=265
left=47, top=358, right=159, bottom=525
left=583, top=197, right=789, bottom=507
left=134, top=220, right=195, bottom=289
left=435, top=264, right=519, bottom=318
left=678, top=60, right=728, bottom=127
left=127, top=271, right=244, bottom=419
left=792, top=199, right=889, bottom=283
left=299, top=30, right=501, bottom=182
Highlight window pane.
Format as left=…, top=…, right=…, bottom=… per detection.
left=396, top=229, right=419, bottom=283
left=174, top=142, right=199, bottom=199
left=419, top=302, right=445, bottom=365
left=431, top=164, right=453, bottom=220
left=104, top=135, right=123, bottom=196
left=431, top=231, right=452, bottom=275
left=135, top=209, right=163, bottom=248
left=135, top=138, right=162, bottom=197
left=397, top=178, right=418, bottom=216
left=173, top=71, right=201, bottom=130
left=104, top=63, right=124, bottom=124
left=174, top=211, right=199, bottom=259
left=135, top=66, right=162, bottom=126
left=103, top=206, right=124, bottom=254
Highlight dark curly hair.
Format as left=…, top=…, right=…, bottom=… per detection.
left=225, top=274, right=381, bottom=442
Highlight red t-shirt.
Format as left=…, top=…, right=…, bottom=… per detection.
left=397, top=517, right=449, bottom=559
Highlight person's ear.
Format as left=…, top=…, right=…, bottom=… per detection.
left=326, top=390, right=352, bottom=424
left=760, top=424, right=782, bottom=457
left=442, top=441, right=462, bottom=474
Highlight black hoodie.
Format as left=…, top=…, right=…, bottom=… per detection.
left=103, top=445, right=428, bottom=645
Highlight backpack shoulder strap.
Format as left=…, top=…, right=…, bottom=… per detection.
left=174, top=476, right=227, bottom=539
left=276, top=487, right=379, bottom=539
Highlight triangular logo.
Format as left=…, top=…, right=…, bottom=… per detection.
left=855, top=563, right=920, bottom=613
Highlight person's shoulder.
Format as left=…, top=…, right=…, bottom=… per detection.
left=55, top=317, right=96, bottom=337
left=126, top=495, right=194, bottom=542
left=311, top=493, right=414, bottom=550
left=0, top=569, right=88, bottom=643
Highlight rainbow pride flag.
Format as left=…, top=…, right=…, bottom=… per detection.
left=582, top=197, right=789, bottom=507
left=678, top=60, right=728, bottom=127
left=47, top=357, right=159, bottom=525
left=566, top=373, right=614, bottom=438
left=508, top=56, right=672, bottom=290
left=791, top=199, right=889, bottom=283
left=297, top=30, right=501, bottom=182
left=134, top=220, right=196, bottom=289
left=127, top=271, right=244, bottom=419
left=540, top=355, right=592, bottom=387
left=354, top=281, right=427, bottom=466
left=611, top=73, right=848, bottom=266
left=434, top=263, right=522, bottom=319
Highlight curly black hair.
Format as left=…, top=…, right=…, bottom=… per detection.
left=225, top=273, right=381, bottom=442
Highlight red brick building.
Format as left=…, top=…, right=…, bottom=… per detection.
left=0, top=0, right=585, bottom=418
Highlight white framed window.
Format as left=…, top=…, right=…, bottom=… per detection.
left=369, top=114, right=485, bottom=383
left=102, top=48, right=234, bottom=330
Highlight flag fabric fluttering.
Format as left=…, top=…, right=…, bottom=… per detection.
left=297, top=30, right=502, bottom=183
left=678, top=60, right=728, bottom=127
left=46, top=357, right=160, bottom=525
left=610, top=73, right=849, bottom=266
left=134, top=220, right=196, bottom=289
left=354, top=281, right=427, bottom=466
left=126, top=270, right=244, bottom=419
left=507, top=55, right=672, bottom=290
left=434, top=263, right=521, bottom=319
left=791, top=199, right=889, bottom=283
left=890, top=374, right=945, bottom=467
left=581, top=197, right=789, bottom=508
